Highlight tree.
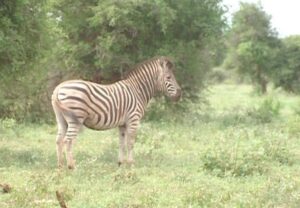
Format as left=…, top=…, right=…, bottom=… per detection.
left=0, top=0, right=54, bottom=121
left=224, top=2, right=279, bottom=93
left=272, top=35, right=300, bottom=93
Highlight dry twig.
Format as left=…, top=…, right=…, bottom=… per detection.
left=56, top=190, right=68, bottom=208
left=0, top=183, right=12, bottom=193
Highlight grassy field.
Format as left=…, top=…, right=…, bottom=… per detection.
left=1, top=84, right=300, bottom=207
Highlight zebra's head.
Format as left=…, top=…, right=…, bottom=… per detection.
left=158, top=57, right=182, bottom=102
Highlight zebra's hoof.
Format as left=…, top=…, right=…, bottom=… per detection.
left=118, top=158, right=127, bottom=167
left=67, top=160, right=76, bottom=170
left=67, top=165, right=75, bottom=170
left=118, top=160, right=126, bottom=167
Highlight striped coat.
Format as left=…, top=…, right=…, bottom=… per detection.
left=52, top=56, right=181, bottom=169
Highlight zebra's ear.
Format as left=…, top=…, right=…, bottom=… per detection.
left=159, top=57, right=173, bottom=69
left=166, top=60, right=173, bottom=69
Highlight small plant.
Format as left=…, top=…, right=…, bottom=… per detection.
left=293, top=100, right=300, bottom=116
left=0, top=183, right=12, bottom=193
left=286, top=116, right=300, bottom=135
left=201, top=130, right=293, bottom=177
left=0, top=118, right=17, bottom=130
left=247, top=97, right=281, bottom=123
left=263, top=137, right=293, bottom=165
left=202, top=144, right=268, bottom=177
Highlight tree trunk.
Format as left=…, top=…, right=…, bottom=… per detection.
left=255, top=65, right=268, bottom=94
left=260, top=78, right=267, bottom=94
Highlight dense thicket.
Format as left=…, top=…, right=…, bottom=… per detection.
left=54, top=0, right=226, bottom=92
left=0, top=0, right=226, bottom=122
left=0, top=0, right=55, bottom=121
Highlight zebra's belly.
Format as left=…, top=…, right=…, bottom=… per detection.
left=84, top=123, right=120, bottom=131
left=83, top=114, right=125, bottom=131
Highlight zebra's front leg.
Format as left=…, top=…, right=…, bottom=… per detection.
left=127, top=129, right=137, bottom=166
left=118, top=125, right=127, bottom=166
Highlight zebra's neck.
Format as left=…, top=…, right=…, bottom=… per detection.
left=123, top=60, right=160, bottom=105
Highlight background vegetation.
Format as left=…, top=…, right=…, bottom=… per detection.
left=223, top=2, right=300, bottom=94
left=1, top=1, right=300, bottom=122
left=0, top=0, right=226, bottom=122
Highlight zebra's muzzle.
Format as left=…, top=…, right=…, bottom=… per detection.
left=171, top=89, right=182, bottom=102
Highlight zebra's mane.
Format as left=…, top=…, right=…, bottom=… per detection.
left=124, top=56, right=173, bottom=79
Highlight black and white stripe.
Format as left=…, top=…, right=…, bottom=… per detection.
left=51, top=56, right=181, bottom=169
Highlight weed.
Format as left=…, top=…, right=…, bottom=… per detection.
left=286, top=116, right=300, bottom=135
left=247, top=96, right=281, bottom=123
left=201, top=128, right=294, bottom=177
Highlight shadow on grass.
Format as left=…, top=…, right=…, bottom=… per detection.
left=75, top=142, right=118, bottom=167
left=194, top=108, right=278, bottom=128
left=75, top=141, right=169, bottom=169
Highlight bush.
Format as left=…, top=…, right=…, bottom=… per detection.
left=247, top=97, right=281, bottom=123
left=272, top=35, right=300, bottom=94
left=209, top=67, right=230, bottom=84
left=1, top=0, right=226, bottom=122
left=202, top=144, right=268, bottom=177
left=286, top=116, right=300, bottom=136
left=201, top=129, right=293, bottom=177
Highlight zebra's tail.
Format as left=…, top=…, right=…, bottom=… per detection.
left=51, top=89, right=81, bottom=125
left=57, top=101, right=81, bottom=125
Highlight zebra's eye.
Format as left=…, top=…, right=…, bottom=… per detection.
left=166, top=75, right=171, bottom=80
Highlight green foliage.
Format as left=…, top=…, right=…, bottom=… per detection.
left=209, top=67, right=229, bottom=83
left=0, top=0, right=226, bottom=121
left=0, top=0, right=58, bottom=122
left=272, top=35, right=300, bottom=93
left=54, top=0, right=226, bottom=94
left=0, top=118, right=17, bottom=129
left=0, top=0, right=49, bottom=71
left=202, top=132, right=292, bottom=177
left=208, top=97, right=281, bottom=127
left=247, top=96, right=281, bottom=123
left=224, top=2, right=280, bottom=93
left=202, top=143, right=267, bottom=177
left=286, top=116, right=300, bottom=135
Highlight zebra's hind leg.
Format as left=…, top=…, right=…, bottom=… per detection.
left=118, top=125, right=127, bottom=166
left=56, top=126, right=67, bottom=168
left=53, top=105, right=67, bottom=168
left=64, top=121, right=82, bottom=169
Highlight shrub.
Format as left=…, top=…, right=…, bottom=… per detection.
left=201, top=130, right=293, bottom=177
left=202, top=144, right=268, bottom=177
left=247, top=97, right=281, bottom=123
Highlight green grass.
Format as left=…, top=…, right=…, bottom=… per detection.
left=1, top=84, right=300, bottom=207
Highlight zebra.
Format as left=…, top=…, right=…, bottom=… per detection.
left=51, top=56, right=182, bottom=169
